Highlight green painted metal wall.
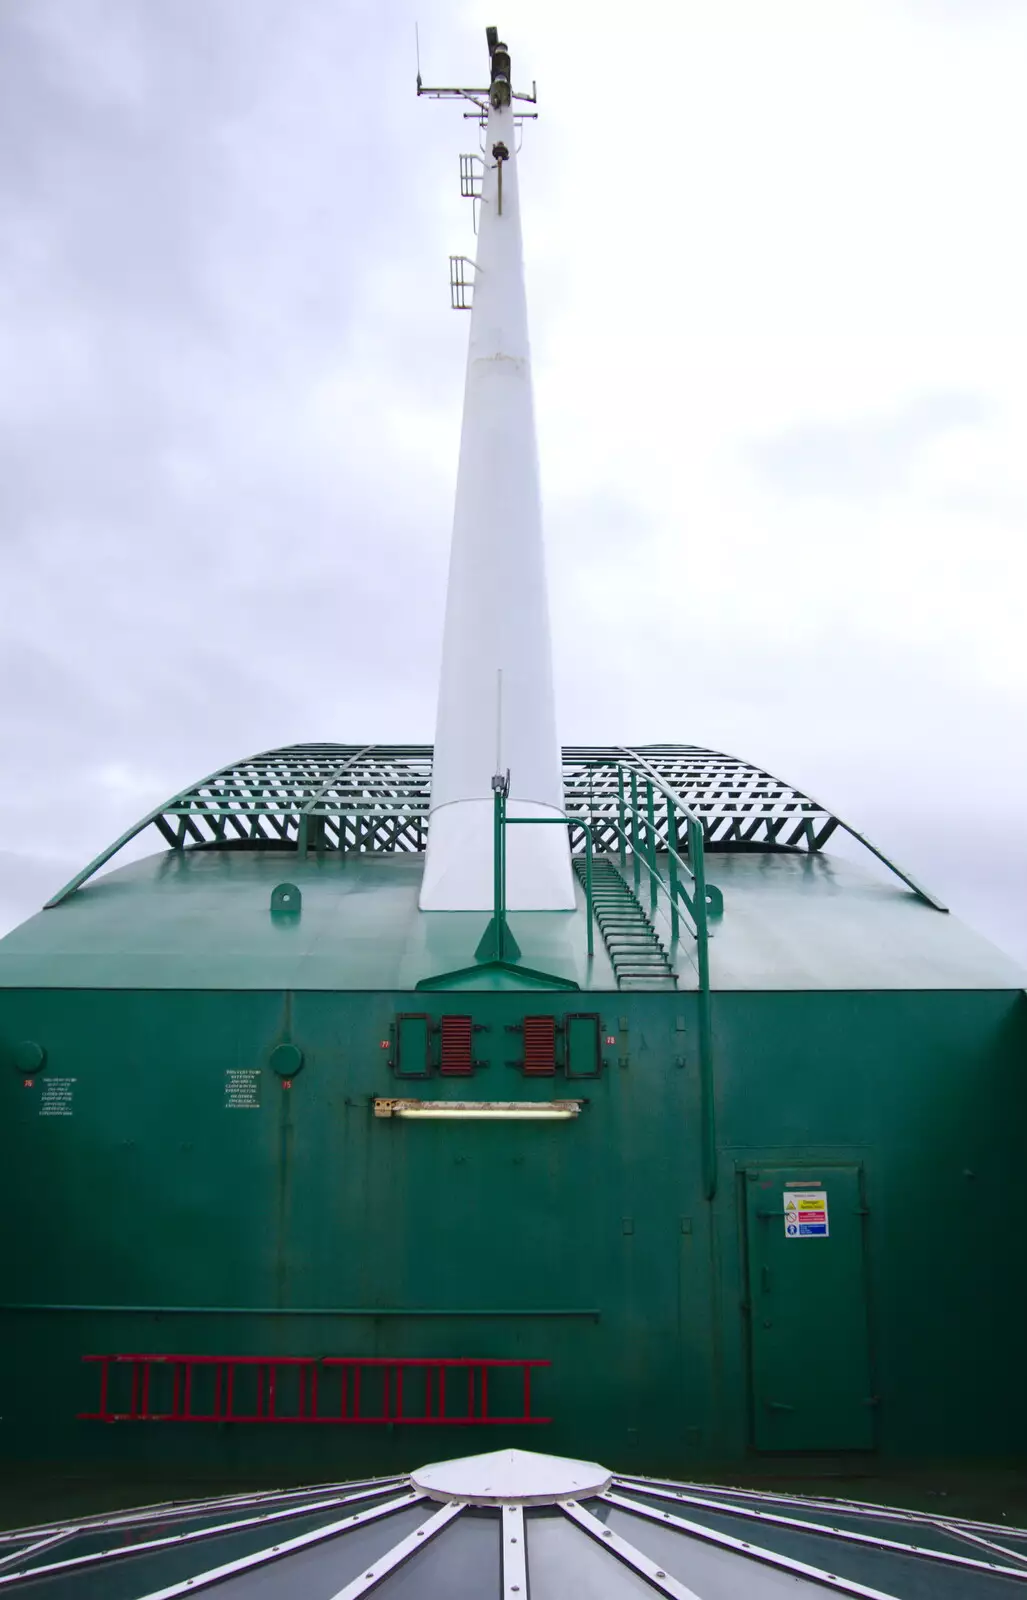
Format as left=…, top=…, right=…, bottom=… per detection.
left=0, top=984, right=1025, bottom=1478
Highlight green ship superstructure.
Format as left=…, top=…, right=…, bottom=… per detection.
left=1, top=740, right=1024, bottom=1481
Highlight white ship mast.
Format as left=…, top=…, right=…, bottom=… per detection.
left=418, top=30, right=574, bottom=913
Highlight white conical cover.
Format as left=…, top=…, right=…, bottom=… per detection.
left=420, top=99, right=574, bottom=911
left=411, top=1446, right=612, bottom=1505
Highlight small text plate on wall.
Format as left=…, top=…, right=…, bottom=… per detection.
left=39, top=1077, right=76, bottom=1117
left=225, top=1069, right=261, bottom=1109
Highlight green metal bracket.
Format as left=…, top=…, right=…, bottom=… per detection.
left=415, top=959, right=579, bottom=993
left=419, top=778, right=587, bottom=993
left=474, top=778, right=599, bottom=975
left=474, top=778, right=521, bottom=964
left=270, top=883, right=302, bottom=916
left=473, top=922, right=522, bottom=962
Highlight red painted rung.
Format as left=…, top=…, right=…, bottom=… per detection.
left=79, top=1354, right=550, bottom=1425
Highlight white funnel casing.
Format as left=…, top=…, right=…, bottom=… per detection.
left=420, top=77, right=574, bottom=912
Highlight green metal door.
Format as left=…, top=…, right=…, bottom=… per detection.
left=744, top=1164, right=873, bottom=1451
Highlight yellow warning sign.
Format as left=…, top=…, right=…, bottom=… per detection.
left=783, top=1189, right=829, bottom=1239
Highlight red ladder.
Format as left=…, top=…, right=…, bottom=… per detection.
left=79, top=1354, right=551, bottom=1425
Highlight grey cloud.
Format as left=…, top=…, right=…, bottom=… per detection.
left=748, top=392, right=991, bottom=501
left=0, top=0, right=469, bottom=895
left=1, top=2, right=1025, bottom=985
left=0, top=850, right=79, bottom=933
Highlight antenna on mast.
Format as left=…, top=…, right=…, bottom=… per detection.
left=421, top=28, right=537, bottom=310
left=416, top=24, right=538, bottom=118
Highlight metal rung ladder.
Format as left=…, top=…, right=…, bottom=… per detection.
left=79, top=1354, right=551, bottom=1426
left=576, top=857, right=677, bottom=989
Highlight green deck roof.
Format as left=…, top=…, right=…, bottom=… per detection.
left=0, top=846, right=1021, bottom=993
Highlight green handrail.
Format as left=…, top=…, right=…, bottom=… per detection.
left=504, top=811, right=594, bottom=960
left=435, top=785, right=588, bottom=990
left=667, top=795, right=679, bottom=942
left=629, top=769, right=641, bottom=894
left=604, top=800, right=719, bottom=935
left=580, top=758, right=720, bottom=1200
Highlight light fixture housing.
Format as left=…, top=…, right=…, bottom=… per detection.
left=374, top=1098, right=582, bottom=1121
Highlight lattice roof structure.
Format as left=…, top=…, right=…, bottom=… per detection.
left=46, top=743, right=941, bottom=910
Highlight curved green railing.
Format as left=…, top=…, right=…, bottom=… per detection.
left=575, top=758, right=720, bottom=1198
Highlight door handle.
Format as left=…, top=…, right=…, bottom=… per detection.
left=763, top=1399, right=795, bottom=1412
left=761, top=1265, right=772, bottom=1293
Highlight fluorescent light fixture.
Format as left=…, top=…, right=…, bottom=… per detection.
left=374, top=1098, right=581, bottom=1121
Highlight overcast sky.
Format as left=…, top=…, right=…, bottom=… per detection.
left=2, top=0, right=1026, bottom=964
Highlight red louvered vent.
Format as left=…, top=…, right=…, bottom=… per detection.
left=439, top=1015, right=475, bottom=1075
left=522, top=1016, right=556, bottom=1076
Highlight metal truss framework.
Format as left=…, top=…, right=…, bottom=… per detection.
left=46, top=743, right=942, bottom=910
left=0, top=1453, right=1024, bottom=1595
